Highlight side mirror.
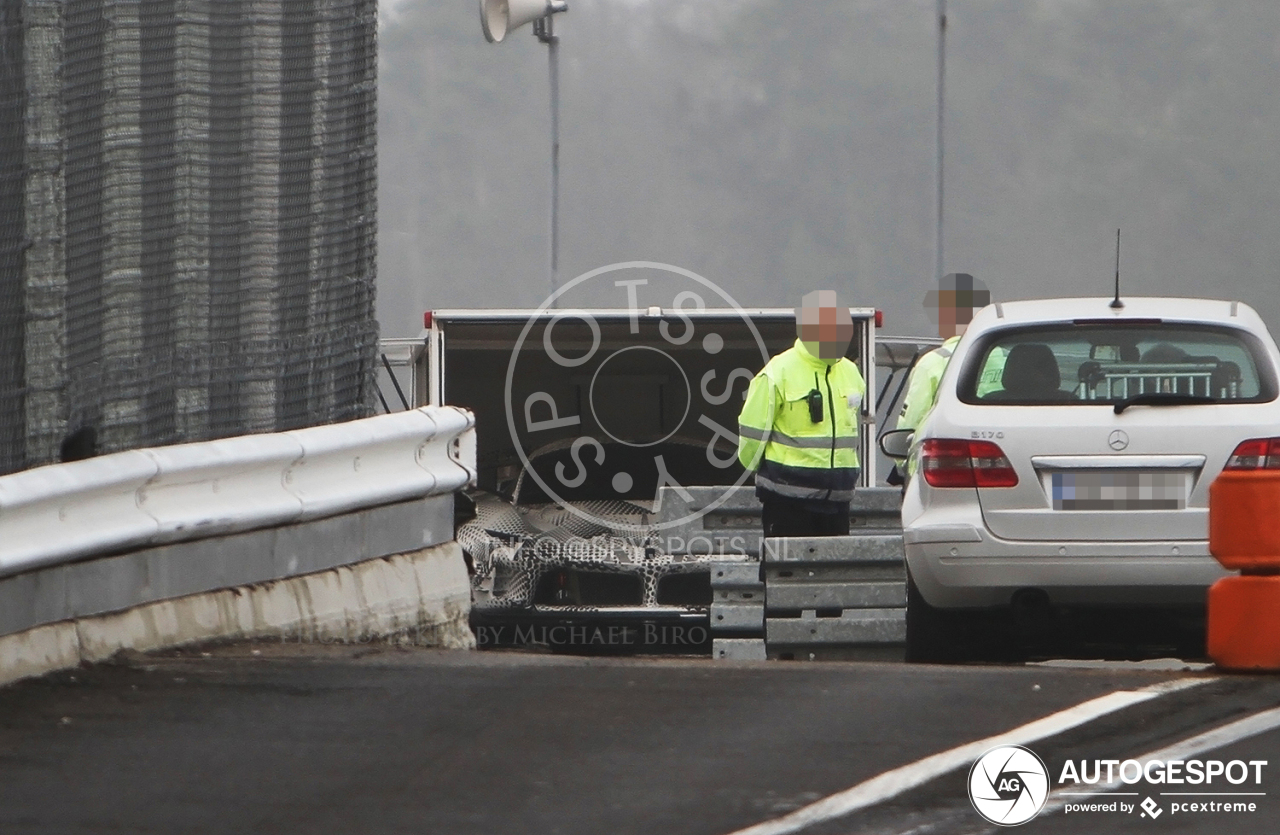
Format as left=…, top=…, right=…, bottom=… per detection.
left=878, top=428, right=914, bottom=460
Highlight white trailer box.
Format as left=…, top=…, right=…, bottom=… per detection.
left=395, top=308, right=877, bottom=490
left=381, top=307, right=892, bottom=652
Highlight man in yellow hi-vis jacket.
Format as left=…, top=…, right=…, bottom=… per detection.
left=897, top=335, right=961, bottom=434
left=891, top=273, right=1000, bottom=484
left=737, top=290, right=866, bottom=538
left=898, top=273, right=995, bottom=433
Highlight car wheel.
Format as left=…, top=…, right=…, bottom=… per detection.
left=906, top=575, right=1021, bottom=664
left=905, top=574, right=960, bottom=663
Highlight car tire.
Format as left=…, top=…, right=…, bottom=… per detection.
left=907, top=575, right=1022, bottom=664
left=905, top=574, right=959, bottom=663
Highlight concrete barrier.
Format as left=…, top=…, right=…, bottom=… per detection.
left=0, top=407, right=478, bottom=687
left=0, top=542, right=473, bottom=688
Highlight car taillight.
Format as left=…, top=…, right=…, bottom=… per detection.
left=921, top=439, right=1019, bottom=488
left=920, top=439, right=974, bottom=487
left=1224, top=437, right=1280, bottom=470
left=968, top=441, right=1020, bottom=487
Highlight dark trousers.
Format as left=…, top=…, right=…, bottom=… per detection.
left=761, top=497, right=851, bottom=538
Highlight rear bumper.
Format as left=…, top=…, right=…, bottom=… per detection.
left=904, top=527, right=1229, bottom=609
left=470, top=606, right=711, bottom=654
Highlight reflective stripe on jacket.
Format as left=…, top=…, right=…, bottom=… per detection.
left=897, top=336, right=959, bottom=432
left=898, top=336, right=1006, bottom=432
left=737, top=339, right=866, bottom=504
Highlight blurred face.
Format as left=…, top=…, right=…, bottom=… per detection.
left=797, top=289, right=854, bottom=360
left=925, top=273, right=990, bottom=339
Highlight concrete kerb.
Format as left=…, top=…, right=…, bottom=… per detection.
left=0, top=622, right=80, bottom=686
left=0, top=542, right=474, bottom=688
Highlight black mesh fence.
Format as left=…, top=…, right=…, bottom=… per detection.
left=0, top=5, right=25, bottom=478
left=0, top=0, right=378, bottom=476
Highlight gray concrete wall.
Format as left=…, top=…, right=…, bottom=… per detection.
left=0, top=492, right=453, bottom=639
left=0, top=491, right=471, bottom=687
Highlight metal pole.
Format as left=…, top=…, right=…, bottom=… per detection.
left=538, top=16, right=561, bottom=305
left=380, top=353, right=411, bottom=410
left=935, top=0, right=946, bottom=286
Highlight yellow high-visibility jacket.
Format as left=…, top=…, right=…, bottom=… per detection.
left=898, top=336, right=1006, bottom=431
left=898, top=336, right=960, bottom=432
left=737, top=339, right=866, bottom=507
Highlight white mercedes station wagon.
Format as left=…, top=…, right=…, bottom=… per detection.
left=887, top=297, right=1280, bottom=662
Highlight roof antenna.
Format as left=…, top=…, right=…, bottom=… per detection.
left=1109, top=228, right=1124, bottom=310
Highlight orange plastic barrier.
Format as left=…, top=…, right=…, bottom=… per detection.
left=1208, top=470, right=1280, bottom=572
left=1207, top=576, right=1280, bottom=670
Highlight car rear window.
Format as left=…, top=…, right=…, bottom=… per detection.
left=957, top=323, right=1277, bottom=406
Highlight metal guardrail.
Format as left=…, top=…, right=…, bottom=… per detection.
left=0, top=406, right=477, bottom=577
left=709, top=495, right=907, bottom=661
left=711, top=562, right=766, bottom=660
left=656, top=485, right=903, bottom=559
left=764, top=535, right=906, bottom=660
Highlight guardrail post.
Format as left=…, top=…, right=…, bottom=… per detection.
left=710, top=561, right=765, bottom=660
left=762, top=534, right=906, bottom=661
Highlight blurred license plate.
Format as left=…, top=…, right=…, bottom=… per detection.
left=1051, top=471, right=1186, bottom=510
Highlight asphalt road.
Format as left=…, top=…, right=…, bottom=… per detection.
left=0, top=645, right=1276, bottom=835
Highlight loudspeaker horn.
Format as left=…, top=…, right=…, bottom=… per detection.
left=481, top=0, right=567, bottom=44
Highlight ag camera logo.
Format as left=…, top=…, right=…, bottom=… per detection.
left=503, top=262, right=769, bottom=531
left=969, top=745, right=1050, bottom=826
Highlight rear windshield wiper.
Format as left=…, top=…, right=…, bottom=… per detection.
left=1113, top=393, right=1217, bottom=414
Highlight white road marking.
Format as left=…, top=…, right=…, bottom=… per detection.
left=1031, top=658, right=1214, bottom=672
left=1038, top=703, right=1280, bottom=815
left=724, top=678, right=1211, bottom=835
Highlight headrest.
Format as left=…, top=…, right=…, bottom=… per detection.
left=1002, top=343, right=1061, bottom=395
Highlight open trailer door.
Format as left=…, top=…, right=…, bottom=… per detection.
left=417, top=307, right=878, bottom=492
